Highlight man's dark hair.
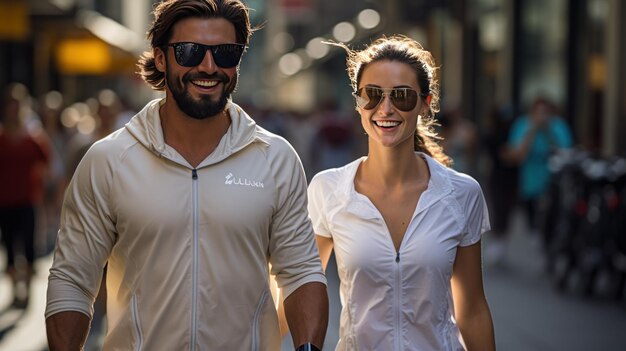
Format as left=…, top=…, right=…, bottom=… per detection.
left=137, top=0, right=254, bottom=90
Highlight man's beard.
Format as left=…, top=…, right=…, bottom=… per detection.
left=165, top=63, right=238, bottom=120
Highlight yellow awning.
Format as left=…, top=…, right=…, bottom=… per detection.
left=0, top=1, right=30, bottom=40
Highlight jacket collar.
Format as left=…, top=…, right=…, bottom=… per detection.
left=125, top=98, right=265, bottom=168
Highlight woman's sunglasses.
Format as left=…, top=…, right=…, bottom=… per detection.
left=166, top=42, right=246, bottom=68
left=352, top=87, right=428, bottom=112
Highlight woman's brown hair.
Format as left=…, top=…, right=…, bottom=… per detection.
left=332, top=35, right=451, bottom=166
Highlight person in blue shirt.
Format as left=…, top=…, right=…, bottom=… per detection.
left=506, top=96, right=572, bottom=236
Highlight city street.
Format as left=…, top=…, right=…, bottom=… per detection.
left=2, top=0, right=626, bottom=350
left=1, top=210, right=625, bottom=351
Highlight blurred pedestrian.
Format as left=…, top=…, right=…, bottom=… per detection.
left=483, top=105, right=518, bottom=265
left=505, top=96, right=572, bottom=240
left=38, top=91, right=68, bottom=245
left=0, top=84, right=51, bottom=308
left=45, top=1, right=328, bottom=350
left=440, top=108, right=480, bottom=177
left=285, top=110, right=318, bottom=179
left=310, top=101, right=357, bottom=175
left=306, top=35, right=495, bottom=350
left=63, top=90, right=122, bottom=176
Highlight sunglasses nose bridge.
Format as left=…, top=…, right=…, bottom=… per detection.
left=377, top=91, right=395, bottom=112
left=196, top=46, right=218, bottom=71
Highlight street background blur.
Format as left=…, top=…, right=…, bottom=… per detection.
left=1, top=0, right=625, bottom=350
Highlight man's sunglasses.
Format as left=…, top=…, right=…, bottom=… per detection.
left=352, top=87, right=428, bottom=112
left=166, top=42, right=246, bottom=68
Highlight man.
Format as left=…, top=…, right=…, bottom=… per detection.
left=45, top=1, right=328, bottom=350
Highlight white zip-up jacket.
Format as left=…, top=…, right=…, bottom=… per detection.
left=46, top=98, right=327, bottom=350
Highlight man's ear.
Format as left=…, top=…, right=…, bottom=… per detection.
left=154, top=47, right=166, bottom=73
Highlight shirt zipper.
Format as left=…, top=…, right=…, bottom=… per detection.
left=191, top=169, right=199, bottom=351
left=394, top=251, right=401, bottom=351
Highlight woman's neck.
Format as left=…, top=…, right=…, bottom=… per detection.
left=361, top=143, right=426, bottom=189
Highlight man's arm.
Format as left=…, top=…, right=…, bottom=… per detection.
left=46, top=311, right=91, bottom=351
left=46, top=141, right=116, bottom=350
left=283, top=281, right=329, bottom=349
left=277, top=236, right=334, bottom=339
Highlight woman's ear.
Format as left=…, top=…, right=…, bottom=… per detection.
left=420, top=95, right=431, bottom=116
left=154, top=47, right=166, bottom=73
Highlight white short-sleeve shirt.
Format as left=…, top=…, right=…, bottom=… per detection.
left=308, top=153, right=490, bottom=351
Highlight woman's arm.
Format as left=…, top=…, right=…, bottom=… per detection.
left=315, top=235, right=334, bottom=271
left=451, top=240, right=496, bottom=351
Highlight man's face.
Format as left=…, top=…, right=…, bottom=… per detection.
left=158, top=17, right=241, bottom=119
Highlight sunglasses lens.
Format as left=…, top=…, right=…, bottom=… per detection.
left=362, top=87, right=383, bottom=109
left=170, top=43, right=244, bottom=68
left=211, top=44, right=245, bottom=68
left=358, top=87, right=418, bottom=111
left=172, top=43, right=204, bottom=67
left=390, top=89, right=418, bottom=111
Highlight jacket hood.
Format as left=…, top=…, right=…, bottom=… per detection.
left=125, top=98, right=262, bottom=167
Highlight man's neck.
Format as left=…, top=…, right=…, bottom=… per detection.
left=159, top=103, right=232, bottom=168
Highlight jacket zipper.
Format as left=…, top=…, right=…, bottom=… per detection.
left=191, top=169, right=199, bottom=351
left=394, top=252, right=401, bottom=351
left=131, top=294, right=143, bottom=351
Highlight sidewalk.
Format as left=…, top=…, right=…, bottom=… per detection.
left=483, top=209, right=626, bottom=351
left=0, top=254, right=50, bottom=351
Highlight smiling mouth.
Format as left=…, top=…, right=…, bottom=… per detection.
left=191, top=80, right=219, bottom=88
left=374, top=120, right=401, bottom=128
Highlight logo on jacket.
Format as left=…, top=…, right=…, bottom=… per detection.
left=225, top=172, right=264, bottom=188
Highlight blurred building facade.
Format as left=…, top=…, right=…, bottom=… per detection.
left=1, top=0, right=625, bottom=156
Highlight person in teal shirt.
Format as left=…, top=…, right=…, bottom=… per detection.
left=506, top=96, right=573, bottom=233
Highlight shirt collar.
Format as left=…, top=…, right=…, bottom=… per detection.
left=338, top=152, right=454, bottom=215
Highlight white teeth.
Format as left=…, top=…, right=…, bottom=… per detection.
left=375, top=120, right=401, bottom=128
left=192, top=80, right=218, bottom=87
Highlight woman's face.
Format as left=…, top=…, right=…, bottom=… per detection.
left=356, top=60, right=428, bottom=150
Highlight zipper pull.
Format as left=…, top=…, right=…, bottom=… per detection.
left=396, top=252, right=400, bottom=263
left=192, top=169, right=198, bottom=180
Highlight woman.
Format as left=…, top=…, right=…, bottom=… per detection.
left=308, top=36, right=495, bottom=350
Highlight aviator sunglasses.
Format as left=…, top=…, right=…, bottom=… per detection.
left=166, top=42, right=246, bottom=68
left=353, top=87, right=428, bottom=112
